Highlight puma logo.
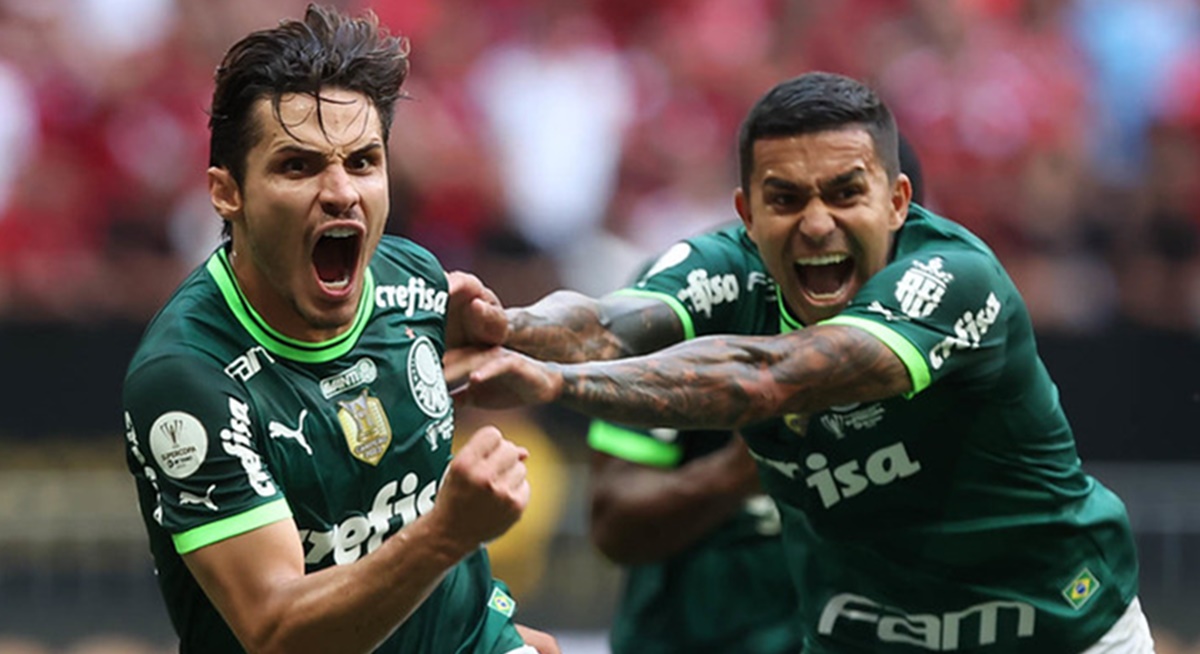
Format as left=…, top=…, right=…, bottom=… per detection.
left=269, top=409, right=313, bottom=456
left=179, top=484, right=218, bottom=511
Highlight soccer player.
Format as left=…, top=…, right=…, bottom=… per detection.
left=579, top=138, right=926, bottom=654
left=121, top=6, right=557, bottom=653
left=454, top=72, right=1152, bottom=653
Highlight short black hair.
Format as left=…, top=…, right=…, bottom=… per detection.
left=898, top=132, right=924, bottom=205
left=209, top=4, right=409, bottom=238
left=737, top=72, right=900, bottom=191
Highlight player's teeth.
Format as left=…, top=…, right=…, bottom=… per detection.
left=326, top=227, right=355, bottom=238
left=326, top=277, right=350, bottom=289
left=795, top=253, right=848, bottom=266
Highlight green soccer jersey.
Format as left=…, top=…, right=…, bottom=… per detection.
left=122, top=236, right=524, bottom=654
left=589, top=422, right=803, bottom=654
left=619, top=208, right=1138, bottom=653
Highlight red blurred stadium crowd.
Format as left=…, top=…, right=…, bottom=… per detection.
left=0, top=0, right=1197, bottom=333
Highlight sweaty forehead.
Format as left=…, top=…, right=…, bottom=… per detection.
left=253, top=89, right=383, bottom=151
left=751, top=129, right=880, bottom=185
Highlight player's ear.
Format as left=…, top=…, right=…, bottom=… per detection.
left=208, top=167, right=243, bottom=221
left=735, top=188, right=753, bottom=230
left=888, top=174, right=912, bottom=231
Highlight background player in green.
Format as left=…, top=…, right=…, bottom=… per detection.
left=585, top=141, right=923, bottom=654
left=452, top=72, right=1153, bottom=653
left=121, top=5, right=558, bottom=653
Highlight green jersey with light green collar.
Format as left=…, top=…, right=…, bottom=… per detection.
left=122, top=236, right=524, bottom=654
left=620, top=207, right=1138, bottom=653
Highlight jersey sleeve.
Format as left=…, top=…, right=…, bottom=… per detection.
left=824, top=250, right=1010, bottom=395
left=588, top=420, right=682, bottom=468
left=612, top=232, right=766, bottom=339
left=123, top=353, right=291, bottom=554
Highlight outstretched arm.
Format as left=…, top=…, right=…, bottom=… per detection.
left=462, top=324, right=912, bottom=430
left=505, top=290, right=685, bottom=363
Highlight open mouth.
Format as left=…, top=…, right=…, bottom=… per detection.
left=312, top=227, right=362, bottom=291
left=794, top=253, right=854, bottom=301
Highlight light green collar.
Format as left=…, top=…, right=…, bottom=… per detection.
left=205, top=247, right=375, bottom=363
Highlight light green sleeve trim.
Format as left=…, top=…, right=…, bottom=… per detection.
left=588, top=421, right=682, bottom=468
left=172, top=499, right=293, bottom=555
left=610, top=289, right=695, bottom=341
left=821, top=315, right=932, bottom=396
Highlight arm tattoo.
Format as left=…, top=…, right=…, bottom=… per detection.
left=507, top=291, right=683, bottom=363
left=555, top=324, right=912, bottom=429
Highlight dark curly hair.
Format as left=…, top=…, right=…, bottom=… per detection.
left=737, top=72, right=900, bottom=192
left=209, top=4, right=409, bottom=239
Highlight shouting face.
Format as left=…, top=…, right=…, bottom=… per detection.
left=209, top=87, right=389, bottom=342
left=736, top=128, right=911, bottom=326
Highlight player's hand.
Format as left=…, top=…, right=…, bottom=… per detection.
left=430, top=426, right=530, bottom=552
left=444, top=271, right=507, bottom=350
left=454, top=348, right=564, bottom=409
left=516, top=624, right=561, bottom=654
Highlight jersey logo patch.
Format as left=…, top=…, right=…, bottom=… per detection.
left=408, top=337, right=450, bottom=419
left=338, top=389, right=392, bottom=466
left=819, top=403, right=886, bottom=439
left=866, top=301, right=910, bottom=322
left=149, top=411, right=208, bottom=479
left=488, top=587, right=516, bottom=618
left=320, top=358, right=377, bottom=399
left=642, top=242, right=692, bottom=280
left=783, top=412, right=809, bottom=436
left=269, top=409, right=313, bottom=456
left=224, top=346, right=275, bottom=382
left=180, top=484, right=218, bottom=511
left=894, top=257, right=953, bottom=318
left=1062, top=568, right=1100, bottom=610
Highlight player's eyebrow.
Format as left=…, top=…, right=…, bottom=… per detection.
left=818, top=168, right=867, bottom=191
left=763, top=177, right=807, bottom=193
left=269, top=141, right=384, bottom=158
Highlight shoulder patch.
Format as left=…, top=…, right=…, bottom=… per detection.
left=149, top=411, right=209, bottom=479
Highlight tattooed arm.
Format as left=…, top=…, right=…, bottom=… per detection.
left=505, top=290, right=685, bottom=363
left=463, top=324, right=912, bottom=430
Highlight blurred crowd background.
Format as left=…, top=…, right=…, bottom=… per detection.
left=0, top=0, right=1197, bottom=652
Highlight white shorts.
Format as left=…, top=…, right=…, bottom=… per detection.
left=503, top=647, right=539, bottom=654
left=1080, top=597, right=1156, bottom=654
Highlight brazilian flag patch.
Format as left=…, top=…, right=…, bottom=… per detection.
left=488, top=586, right=516, bottom=618
left=1062, top=568, right=1101, bottom=610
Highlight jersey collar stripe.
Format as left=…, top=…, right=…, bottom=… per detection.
left=777, top=293, right=804, bottom=334
left=205, top=249, right=375, bottom=363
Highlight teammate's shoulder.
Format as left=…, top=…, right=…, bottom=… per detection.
left=899, top=204, right=997, bottom=259
left=689, top=221, right=753, bottom=247
left=678, top=221, right=762, bottom=264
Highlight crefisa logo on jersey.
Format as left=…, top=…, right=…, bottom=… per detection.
left=894, top=257, right=954, bottom=318
left=338, top=389, right=393, bottom=466
left=408, top=337, right=450, bottom=419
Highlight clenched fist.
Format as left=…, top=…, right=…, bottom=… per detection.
left=429, top=425, right=530, bottom=553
